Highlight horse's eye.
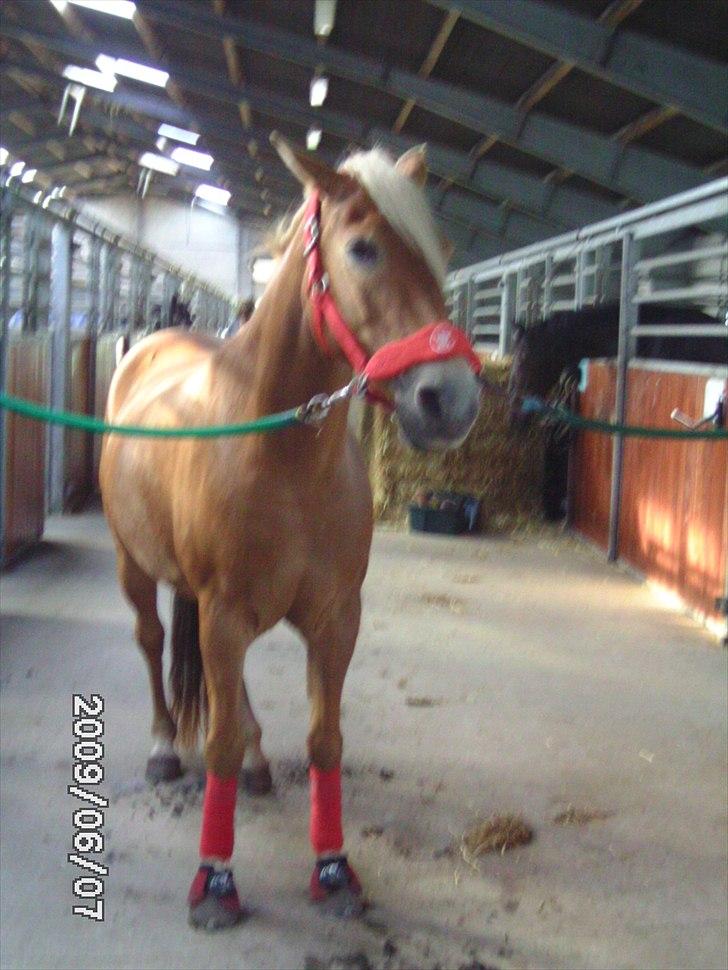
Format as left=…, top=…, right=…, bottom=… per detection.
left=348, top=238, right=379, bottom=268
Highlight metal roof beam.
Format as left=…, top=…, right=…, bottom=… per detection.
left=0, top=56, right=551, bottom=248
left=133, top=0, right=709, bottom=200
left=427, top=0, right=727, bottom=133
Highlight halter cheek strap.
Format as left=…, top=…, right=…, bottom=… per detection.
left=303, top=191, right=481, bottom=404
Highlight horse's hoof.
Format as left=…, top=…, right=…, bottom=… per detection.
left=188, top=865, right=246, bottom=931
left=242, top=764, right=273, bottom=796
left=310, top=855, right=366, bottom=919
left=145, top=753, right=183, bottom=784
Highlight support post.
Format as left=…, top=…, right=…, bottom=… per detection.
left=465, top=275, right=475, bottom=341
left=574, top=250, right=586, bottom=309
left=542, top=253, right=554, bottom=316
left=607, top=231, right=639, bottom=562
left=48, top=221, right=72, bottom=513
left=0, top=189, right=12, bottom=555
left=498, top=272, right=515, bottom=356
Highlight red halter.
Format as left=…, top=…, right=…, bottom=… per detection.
left=303, top=191, right=481, bottom=403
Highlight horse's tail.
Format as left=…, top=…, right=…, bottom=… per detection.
left=169, top=594, right=207, bottom=750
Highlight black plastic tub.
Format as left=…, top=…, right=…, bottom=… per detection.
left=408, top=492, right=480, bottom=535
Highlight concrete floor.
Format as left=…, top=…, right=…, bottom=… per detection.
left=1, top=511, right=726, bottom=970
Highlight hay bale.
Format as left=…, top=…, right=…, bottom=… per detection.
left=461, top=814, right=534, bottom=862
left=359, top=358, right=545, bottom=531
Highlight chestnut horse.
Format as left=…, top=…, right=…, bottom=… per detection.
left=100, top=135, right=481, bottom=929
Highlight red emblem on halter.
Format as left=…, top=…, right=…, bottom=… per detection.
left=303, top=191, right=481, bottom=401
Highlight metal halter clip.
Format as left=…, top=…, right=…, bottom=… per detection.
left=298, top=393, right=332, bottom=425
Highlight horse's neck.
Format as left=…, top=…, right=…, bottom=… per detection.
left=222, top=240, right=353, bottom=463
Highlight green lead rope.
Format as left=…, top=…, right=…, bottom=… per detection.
left=0, top=392, right=302, bottom=438
left=1, top=390, right=726, bottom=440
left=521, top=396, right=728, bottom=440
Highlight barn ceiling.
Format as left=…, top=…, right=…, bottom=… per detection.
left=1, top=0, right=726, bottom=267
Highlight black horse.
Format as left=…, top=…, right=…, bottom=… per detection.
left=507, top=302, right=726, bottom=426
left=506, top=302, right=726, bottom=520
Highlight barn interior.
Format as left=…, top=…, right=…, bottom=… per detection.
left=1, top=2, right=727, bottom=969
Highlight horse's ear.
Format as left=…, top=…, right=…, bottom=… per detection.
left=270, top=131, right=349, bottom=197
left=512, top=323, right=525, bottom=343
left=395, top=144, right=428, bottom=188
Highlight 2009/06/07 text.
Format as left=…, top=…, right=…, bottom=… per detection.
left=68, top=694, right=107, bottom=922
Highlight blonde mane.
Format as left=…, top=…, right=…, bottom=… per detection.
left=341, top=148, right=446, bottom=286
left=267, top=148, right=445, bottom=285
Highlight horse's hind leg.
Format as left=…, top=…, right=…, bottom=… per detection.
left=116, top=547, right=182, bottom=782
left=240, top=679, right=272, bottom=795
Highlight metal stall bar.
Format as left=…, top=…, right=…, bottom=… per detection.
left=47, top=221, right=72, bottom=513
left=0, top=189, right=11, bottom=556
left=607, top=232, right=639, bottom=563
left=499, top=272, right=515, bottom=356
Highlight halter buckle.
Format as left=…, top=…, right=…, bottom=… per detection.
left=303, top=215, right=320, bottom=257
left=310, top=272, right=329, bottom=295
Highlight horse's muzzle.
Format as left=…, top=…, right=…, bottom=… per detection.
left=392, top=359, right=481, bottom=451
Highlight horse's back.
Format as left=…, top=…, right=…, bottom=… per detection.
left=106, top=328, right=221, bottom=420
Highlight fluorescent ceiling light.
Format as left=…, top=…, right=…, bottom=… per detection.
left=0, top=147, right=8, bottom=165
left=155, top=137, right=167, bottom=152
left=139, top=151, right=179, bottom=175
left=63, top=64, right=117, bottom=92
left=194, top=198, right=228, bottom=216
left=21, top=168, right=37, bottom=184
left=33, top=190, right=43, bottom=204
left=314, top=0, right=336, bottom=37
left=95, top=54, right=169, bottom=88
left=157, top=124, right=199, bottom=145
left=306, top=127, right=322, bottom=150
left=9, top=161, right=25, bottom=178
left=309, top=76, right=328, bottom=107
left=171, top=147, right=213, bottom=171
left=49, top=0, right=68, bottom=11
left=252, top=257, right=276, bottom=284
left=194, top=184, right=230, bottom=206
left=67, top=0, right=136, bottom=18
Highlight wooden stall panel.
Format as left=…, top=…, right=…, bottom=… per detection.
left=2, top=335, right=50, bottom=565
left=92, top=334, right=126, bottom=489
left=570, top=361, right=616, bottom=549
left=63, top=335, right=93, bottom=512
left=619, top=368, right=727, bottom=621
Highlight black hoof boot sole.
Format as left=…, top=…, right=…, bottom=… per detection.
left=188, top=866, right=246, bottom=931
left=310, top=856, right=366, bottom=919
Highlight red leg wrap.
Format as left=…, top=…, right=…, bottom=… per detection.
left=309, top=764, right=344, bottom=855
left=199, top=772, right=237, bottom=860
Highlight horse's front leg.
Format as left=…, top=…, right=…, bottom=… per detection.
left=302, top=592, right=365, bottom=917
left=188, top=597, right=252, bottom=931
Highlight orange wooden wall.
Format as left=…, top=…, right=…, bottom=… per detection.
left=572, top=361, right=727, bottom=621
left=2, top=335, right=50, bottom=564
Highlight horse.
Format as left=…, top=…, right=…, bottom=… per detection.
left=507, top=302, right=726, bottom=427
left=99, top=134, right=482, bottom=930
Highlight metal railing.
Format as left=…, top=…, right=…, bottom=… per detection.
left=445, top=177, right=728, bottom=572
left=445, top=177, right=728, bottom=356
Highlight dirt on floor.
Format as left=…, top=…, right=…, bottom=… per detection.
left=1, top=512, right=726, bottom=970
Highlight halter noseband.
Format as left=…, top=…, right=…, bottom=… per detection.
left=303, top=191, right=481, bottom=404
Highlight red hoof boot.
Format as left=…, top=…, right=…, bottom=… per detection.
left=188, top=865, right=246, bottom=931
left=310, top=855, right=365, bottom=919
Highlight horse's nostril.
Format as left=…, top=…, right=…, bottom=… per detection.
left=417, top=386, right=443, bottom=421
